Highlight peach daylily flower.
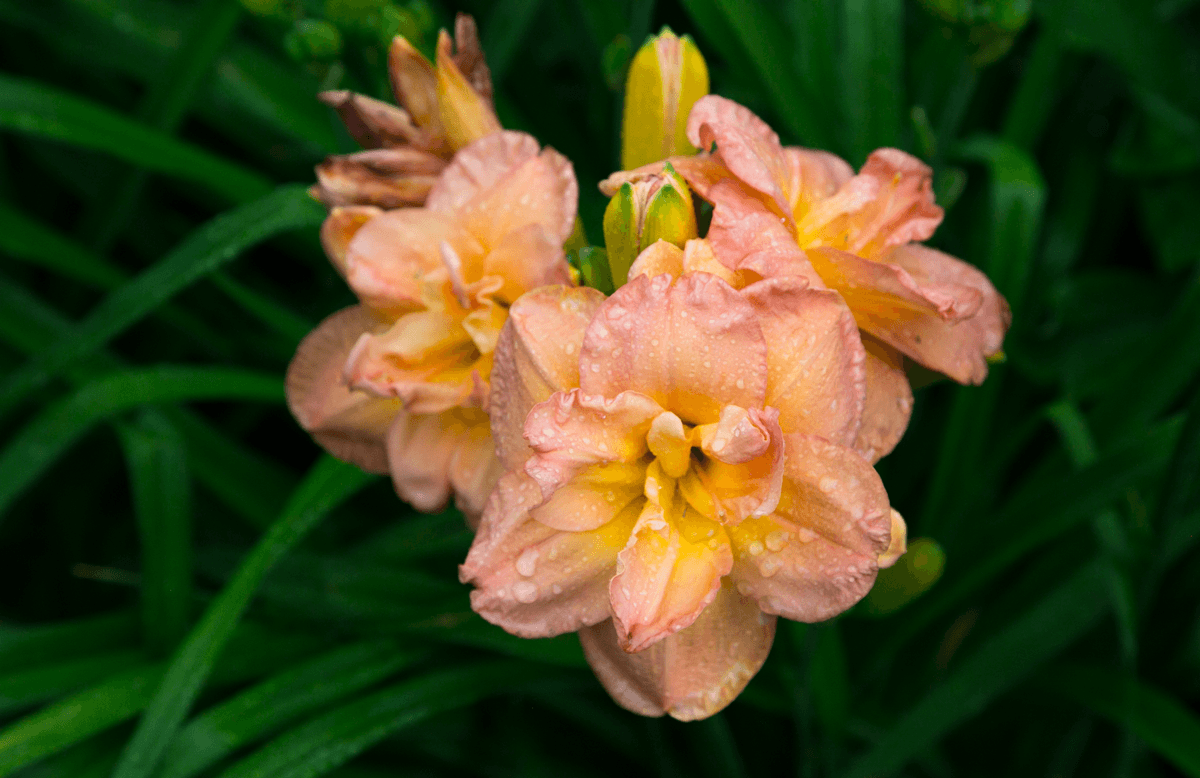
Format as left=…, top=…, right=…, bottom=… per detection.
left=312, top=14, right=501, bottom=209
left=287, top=130, right=577, bottom=519
left=461, top=258, right=905, bottom=720
left=603, top=96, right=1011, bottom=462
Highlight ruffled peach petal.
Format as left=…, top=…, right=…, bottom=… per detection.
left=311, top=149, right=445, bottom=209
left=523, top=389, right=662, bottom=499
left=343, top=307, right=483, bottom=413
left=529, top=462, right=646, bottom=532
left=690, top=406, right=785, bottom=522
left=344, top=209, right=484, bottom=314
left=579, top=583, right=776, bottom=720
left=781, top=147, right=854, bottom=212
left=488, top=286, right=605, bottom=469
left=806, top=246, right=995, bottom=384
left=321, top=207, right=381, bottom=278
left=681, top=239, right=741, bottom=285
left=598, top=155, right=733, bottom=201
left=686, top=95, right=794, bottom=221
left=482, top=223, right=572, bottom=304
left=740, top=278, right=866, bottom=444
left=426, top=131, right=539, bottom=212
left=286, top=306, right=402, bottom=474
left=461, top=471, right=636, bottom=638
left=728, top=434, right=891, bottom=621
left=855, top=336, right=913, bottom=464
left=610, top=494, right=733, bottom=652
left=579, top=273, right=768, bottom=424
left=386, top=408, right=489, bottom=512
left=435, top=29, right=502, bottom=151
left=706, top=180, right=824, bottom=288
left=884, top=243, right=1011, bottom=368
left=318, top=90, right=423, bottom=149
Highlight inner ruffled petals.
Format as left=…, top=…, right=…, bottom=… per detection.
left=609, top=464, right=734, bottom=652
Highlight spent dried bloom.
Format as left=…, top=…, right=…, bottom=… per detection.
left=287, top=130, right=578, bottom=519
left=460, top=257, right=905, bottom=720
left=312, top=13, right=501, bottom=209
left=602, top=96, right=1011, bottom=463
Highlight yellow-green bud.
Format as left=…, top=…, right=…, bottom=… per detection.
left=602, top=164, right=697, bottom=288
left=620, top=28, right=709, bottom=170
left=862, top=537, right=946, bottom=616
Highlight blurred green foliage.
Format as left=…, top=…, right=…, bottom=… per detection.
left=1, top=0, right=1199, bottom=776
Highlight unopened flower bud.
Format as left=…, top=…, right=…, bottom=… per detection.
left=602, top=164, right=697, bottom=287
left=863, top=536, right=945, bottom=616
left=620, top=28, right=709, bottom=170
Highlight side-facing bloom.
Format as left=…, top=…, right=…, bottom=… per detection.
left=312, top=13, right=501, bottom=209
left=461, top=247, right=905, bottom=719
left=287, top=130, right=578, bottom=519
left=603, top=96, right=1011, bottom=462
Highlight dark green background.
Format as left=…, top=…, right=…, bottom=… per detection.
left=1, top=0, right=1199, bottom=776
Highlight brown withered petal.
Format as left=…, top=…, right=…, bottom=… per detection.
left=312, top=149, right=446, bottom=209
left=451, top=13, right=494, bottom=105
left=318, top=90, right=424, bottom=150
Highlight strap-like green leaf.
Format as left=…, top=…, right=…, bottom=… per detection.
left=0, top=74, right=270, bottom=203
left=0, top=366, right=283, bottom=519
left=845, top=563, right=1109, bottom=778
left=109, top=456, right=376, bottom=778
left=1045, top=663, right=1200, bottom=777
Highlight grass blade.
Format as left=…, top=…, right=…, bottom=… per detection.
left=109, top=456, right=376, bottom=778
left=1045, top=664, right=1200, bottom=777
left=162, top=642, right=427, bottom=778
left=117, top=412, right=193, bottom=656
left=0, top=651, right=144, bottom=717
left=0, top=74, right=270, bottom=203
left=216, top=662, right=574, bottom=778
left=840, top=0, right=904, bottom=162
left=0, top=612, right=138, bottom=674
left=0, top=366, right=283, bottom=519
left=0, top=184, right=324, bottom=415
left=845, top=563, right=1109, bottom=778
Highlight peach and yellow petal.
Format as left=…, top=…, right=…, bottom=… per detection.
left=706, top=180, right=824, bottom=288
left=344, top=209, right=484, bottom=315
left=488, top=286, right=605, bottom=469
left=579, top=583, right=776, bottom=720
left=426, top=131, right=578, bottom=247
left=286, top=306, right=402, bottom=474
left=523, top=389, right=661, bottom=498
left=435, top=29, right=502, bottom=151
left=691, top=405, right=785, bottom=522
left=884, top=243, right=1011, bottom=368
left=806, top=246, right=997, bottom=384
left=741, top=278, right=866, bottom=444
left=781, top=146, right=854, bottom=211
left=685, top=95, right=794, bottom=221
left=387, top=36, right=445, bottom=151
left=849, top=149, right=944, bottom=257
left=482, top=223, right=572, bottom=304
left=321, top=206, right=381, bottom=279
left=627, top=240, right=684, bottom=281
left=579, top=272, right=768, bottom=424
left=386, top=408, right=489, bottom=513
left=461, top=471, right=636, bottom=638
left=529, top=461, right=646, bottom=532
left=856, top=336, right=913, bottom=464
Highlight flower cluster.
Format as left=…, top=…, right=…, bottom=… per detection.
left=287, top=19, right=1009, bottom=720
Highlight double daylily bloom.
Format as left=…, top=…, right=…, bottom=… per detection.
left=287, top=129, right=578, bottom=517
left=461, top=241, right=905, bottom=719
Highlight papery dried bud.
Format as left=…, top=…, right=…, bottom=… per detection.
left=318, top=90, right=423, bottom=149
left=311, top=148, right=447, bottom=209
left=602, top=164, right=697, bottom=287
left=451, top=13, right=493, bottom=104
left=621, top=28, right=709, bottom=170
